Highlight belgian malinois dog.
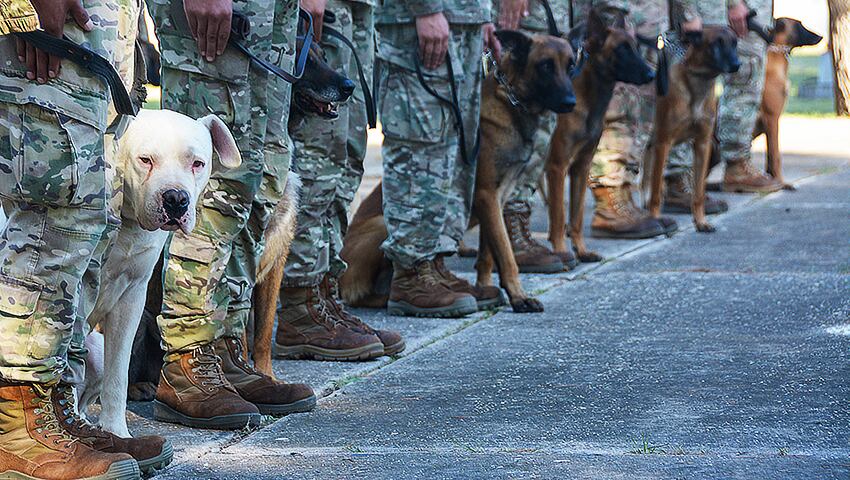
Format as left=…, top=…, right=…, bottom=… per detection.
left=646, top=26, right=741, bottom=233
left=340, top=31, right=577, bottom=313
left=545, top=11, right=655, bottom=264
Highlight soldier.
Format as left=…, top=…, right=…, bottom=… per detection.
left=376, top=0, right=504, bottom=317
left=277, top=0, right=406, bottom=361
left=496, top=0, right=576, bottom=274
left=148, top=0, right=316, bottom=429
left=716, top=0, right=782, bottom=193
left=0, top=0, right=172, bottom=477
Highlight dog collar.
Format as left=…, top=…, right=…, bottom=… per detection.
left=484, top=51, right=527, bottom=112
left=768, top=44, right=792, bottom=58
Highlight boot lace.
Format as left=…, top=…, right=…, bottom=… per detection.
left=323, top=277, right=373, bottom=332
left=188, top=347, right=229, bottom=392
left=31, top=385, right=77, bottom=448
left=506, top=210, right=548, bottom=253
left=415, top=262, right=447, bottom=288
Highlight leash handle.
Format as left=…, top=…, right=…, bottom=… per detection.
left=323, top=25, right=377, bottom=129
left=746, top=9, right=774, bottom=44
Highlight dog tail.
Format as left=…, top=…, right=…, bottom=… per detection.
left=340, top=183, right=392, bottom=308
left=257, top=172, right=301, bottom=285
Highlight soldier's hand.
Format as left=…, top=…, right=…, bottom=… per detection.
left=727, top=3, right=750, bottom=38
left=18, top=0, right=92, bottom=83
left=301, top=0, right=327, bottom=40
left=415, top=12, right=450, bottom=70
left=497, top=0, right=528, bottom=31
left=184, top=0, right=232, bottom=62
left=681, top=17, right=703, bottom=33
left=482, top=23, right=502, bottom=60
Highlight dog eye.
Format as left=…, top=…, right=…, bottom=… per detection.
left=538, top=59, right=555, bottom=73
left=139, top=156, right=152, bottom=165
left=192, top=160, right=205, bottom=169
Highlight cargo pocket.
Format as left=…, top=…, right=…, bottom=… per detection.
left=0, top=276, right=41, bottom=318
left=379, top=66, right=448, bottom=144
left=0, top=103, right=104, bottom=210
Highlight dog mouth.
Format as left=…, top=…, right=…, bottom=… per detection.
left=294, top=91, right=339, bottom=119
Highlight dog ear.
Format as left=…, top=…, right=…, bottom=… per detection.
left=198, top=114, right=242, bottom=169
left=567, top=23, right=586, bottom=54
left=586, top=10, right=608, bottom=48
left=495, top=30, right=533, bottom=67
left=682, top=30, right=704, bottom=46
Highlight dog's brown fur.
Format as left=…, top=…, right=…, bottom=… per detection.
left=647, top=26, right=741, bottom=233
left=546, top=13, right=654, bottom=263
left=341, top=31, right=577, bottom=312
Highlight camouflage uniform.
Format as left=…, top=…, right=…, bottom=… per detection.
left=283, top=0, right=374, bottom=288
left=149, top=0, right=299, bottom=355
left=717, top=0, right=770, bottom=165
left=496, top=0, right=572, bottom=214
left=0, top=0, right=140, bottom=384
left=376, top=0, right=489, bottom=268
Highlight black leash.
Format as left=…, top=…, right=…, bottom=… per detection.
left=636, top=33, right=669, bottom=96
left=13, top=31, right=137, bottom=116
left=413, top=53, right=479, bottom=165
left=539, top=0, right=562, bottom=37
left=322, top=25, right=377, bottom=128
left=746, top=9, right=774, bottom=44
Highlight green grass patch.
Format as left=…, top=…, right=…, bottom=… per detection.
left=785, top=53, right=836, bottom=117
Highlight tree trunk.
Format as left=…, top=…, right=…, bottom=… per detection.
left=829, top=0, right=850, bottom=116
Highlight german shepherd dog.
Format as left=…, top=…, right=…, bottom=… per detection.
left=545, top=11, right=655, bottom=264
left=122, top=38, right=355, bottom=397
left=646, top=26, right=741, bottom=233
left=340, top=31, right=577, bottom=313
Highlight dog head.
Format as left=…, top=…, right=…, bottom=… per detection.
left=118, top=110, right=242, bottom=233
left=291, top=39, right=355, bottom=122
left=494, top=30, right=577, bottom=113
left=579, top=9, right=655, bottom=86
left=683, top=26, right=741, bottom=75
left=772, top=18, right=823, bottom=49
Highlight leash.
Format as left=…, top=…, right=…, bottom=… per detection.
left=746, top=9, right=775, bottom=44
left=13, top=31, right=137, bottom=116
left=539, top=0, right=562, bottom=37
left=413, top=52, right=479, bottom=165
left=322, top=25, right=377, bottom=128
left=637, top=33, right=670, bottom=96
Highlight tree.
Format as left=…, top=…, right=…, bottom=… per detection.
left=829, top=0, right=850, bottom=115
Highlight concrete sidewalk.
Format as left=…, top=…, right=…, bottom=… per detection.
left=116, top=117, right=849, bottom=479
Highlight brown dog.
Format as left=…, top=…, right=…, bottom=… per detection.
left=647, top=26, right=741, bottom=233
left=754, top=18, right=823, bottom=189
left=340, top=30, right=576, bottom=313
left=545, top=11, right=655, bottom=263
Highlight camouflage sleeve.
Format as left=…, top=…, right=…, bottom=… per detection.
left=580, top=0, right=629, bottom=25
left=727, top=0, right=743, bottom=8
left=0, top=0, right=38, bottom=35
left=401, top=0, right=447, bottom=17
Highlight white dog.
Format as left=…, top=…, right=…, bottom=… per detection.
left=78, top=109, right=241, bottom=437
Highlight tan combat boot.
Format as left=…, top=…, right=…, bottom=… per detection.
left=434, top=255, right=506, bottom=311
left=275, top=286, right=384, bottom=361
left=663, top=174, right=729, bottom=215
left=320, top=275, right=406, bottom=356
left=0, top=382, right=139, bottom=480
left=723, top=158, right=782, bottom=193
left=387, top=260, right=478, bottom=318
left=52, top=384, right=172, bottom=474
left=154, top=345, right=262, bottom=430
left=503, top=204, right=569, bottom=273
left=214, top=336, right=316, bottom=415
left=590, top=185, right=666, bottom=239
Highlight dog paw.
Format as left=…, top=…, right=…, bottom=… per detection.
left=696, top=222, right=716, bottom=233
left=782, top=183, right=797, bottom=191
left=128, top=382, right=157, bottom=402
left=578, top=251, right=603, bottom=263
left=511, top=297, right=544, bottom=313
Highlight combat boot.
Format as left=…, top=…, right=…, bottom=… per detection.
left=663, top=174, right=729, bottom=215
left=503, top=204, right=569, bottom=273
left=434, top=255, right=506, bottom=311
left=387, top=260, right=478, bottom=318
left=723, top=158, right=782, bottom=193
left=51, top=384, right=172, bottom=474
left=214, top=337, right=316, bottom=415
left=590, top=185, right=666, bottom=239
left=0, top=382, right=139, bottom=480
left=153, top=345, right=262, bottom=430
left=320, top=275, right=406, bottom=356
left=275, top=286, right=384, bottom=361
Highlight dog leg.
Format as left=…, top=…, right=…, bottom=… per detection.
left=78, top=332, right=104, bottom=419
left=545, top=160, right=569, bottom=256
left=569, top=146, right=602, bottom=263
left=475, top=191, right=542, bottom=313
left=476, top=230, right=496, bottom=288
left=692, top=131, right=715, bottom=233
left=648, top=138, right=673, bottom=219
left=252, top=258, right=284, bottom=378
left=765, top=115, right=793, bottom=190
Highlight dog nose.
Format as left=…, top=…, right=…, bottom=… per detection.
left=162, top=189, right=190, bottom=219
left=728, top=59, right=741, bottom=73
left=340, top=78, right=356, bottom=98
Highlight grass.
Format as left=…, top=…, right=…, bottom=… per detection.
left=785, top=53, right=836, bottom=117
left=629, top=433, right=665, bottom=455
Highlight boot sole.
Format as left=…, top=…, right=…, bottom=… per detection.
left=153, top=401, right=261, bottom=430
left=137, top=439, right=174, bottom=474
left=383, top=339, right=407, bottom=356
left=562, top=257, right=579, bottom=271
left=254, top=394, right=317, bottom=416
left=518, top=261, right=565, bottom=274
left=722, top=183, right=782, bottom=194
left=1, top=459, right=140, bottom=480
left=387, top=297, right=478, bottom=318
left=662, top=204, right=730, bottom=215
left=273, top=342, right=384, bottom=361
left=476, top=291, right=508, bottom=311
left=591, top=226, right=665, bottom=240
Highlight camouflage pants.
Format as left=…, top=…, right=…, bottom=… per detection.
left=283, top=0, right=373, bottom=287
left=0, top=0, right=140, bottom=384
left=149, top=0, right=298, bottom=355
left=377, top=23, right=483, bottom=268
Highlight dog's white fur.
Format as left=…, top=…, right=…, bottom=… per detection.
left=78, top=109, right=241, bottom=437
